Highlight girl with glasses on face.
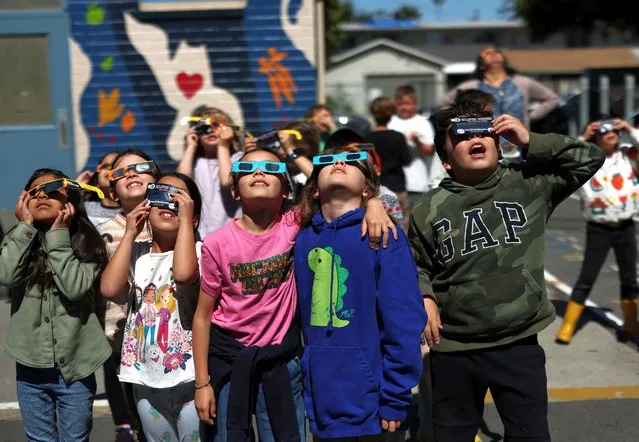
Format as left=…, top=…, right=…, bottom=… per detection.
left=293, top=147, right=426, bottom=442
left=191, top=147, right=396, bottom=442
left=97, top=148, right=161, bottom=442
left=556, top=117, right=639, bottom=344
left=0, top=168, right=110, bottom=442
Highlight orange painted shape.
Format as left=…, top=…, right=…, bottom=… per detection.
left=258, top=48, right=297, bottom=109
left=121, top=110, right=136, bottom=133
left=98, top=88, right=125, bottom=127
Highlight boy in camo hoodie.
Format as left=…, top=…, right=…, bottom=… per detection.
left=408, top=99, right=605, bottom=442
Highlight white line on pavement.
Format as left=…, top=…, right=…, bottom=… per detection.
left=0, top=399, right=110, bottom=410
left=544, top=269, right=624, bottom=327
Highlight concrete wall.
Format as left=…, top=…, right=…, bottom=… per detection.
left=67, top=0, right=317, bottom=173
left=326, top=47, right=445, bottom=116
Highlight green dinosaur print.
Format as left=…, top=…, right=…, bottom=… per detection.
left=307, top=247, right=350, bottom=327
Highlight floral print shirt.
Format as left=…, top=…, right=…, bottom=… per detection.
left=119, top=242, right=201, bottom=388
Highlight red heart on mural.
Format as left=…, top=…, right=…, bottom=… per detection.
left=176, top=72, right=203, bottom=99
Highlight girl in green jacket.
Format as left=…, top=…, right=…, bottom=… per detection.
left=0, top=168, right=110, bottom=442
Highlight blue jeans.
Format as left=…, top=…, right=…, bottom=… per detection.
left=16, top=364, right=97, bottom=442
left=211, top=357, right=306, bottom=442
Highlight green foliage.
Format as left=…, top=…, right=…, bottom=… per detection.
left=392, top=5, right=422, bottom=21
left=511, top=0, right=639, bottom=39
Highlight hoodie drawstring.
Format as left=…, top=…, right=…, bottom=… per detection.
left=327, top=221, right=338, bottom=332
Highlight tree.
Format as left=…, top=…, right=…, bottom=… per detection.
left=392, top=5, right=422, bottom=21
left=432, top=0, right=446, bottom=20
left=324, top=0, right=349, bottom=61
left=510, top=0, right=639, bottom=41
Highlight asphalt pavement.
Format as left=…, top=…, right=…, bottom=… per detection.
left=0, top=196, right=637, bottom=441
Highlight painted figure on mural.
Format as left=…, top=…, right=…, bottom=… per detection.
left=69, top=0, right=316, bottom=173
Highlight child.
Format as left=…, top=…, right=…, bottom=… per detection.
left=98, top=148, right=160, bottom=441
left=293, top=146, right=426, bottom=441
left=305, top=104, right=337, bottom=152
left=408, top=99, right=605, bottom=441
left=388, top=85, right=443, bottom=206
left=556, top=117, right=639, bottom=344
left=280, top=121, right=319, bottom=202
left=100, top=172, right=203, bottom=441
left=78, top=151, right=121, bottom=227
left=365, top=96, right=412, bottom=223
left=192, top=149, right=396, bottom=442
left=176, top=106, right=244, bottom=238
left=326, top=128, right=405, bottom=225
left=0, top=168, right=111, bottom=441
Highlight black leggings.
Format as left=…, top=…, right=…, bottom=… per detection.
left=570, top=221, right=638, bottom=304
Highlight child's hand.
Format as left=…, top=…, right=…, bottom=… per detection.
left=172, top=189, right=194, bottom=227
left=195, top=384, right=216, bottom=425
left=279, top=131, right=296, bottom=154
left=493, top=114, right=530, bottom=147
left=185, top=130, right=199, bottom=150
left=217, top=125, right=235, bottom=146
left=51, top=202, right=75, bottom=230
left=75, top=170, right=94, bottom=184
left=381, top=419, right=402, bottom=432
left=244, top=137, right=257, bottom=152
left=581, top=121, right=600, bottom=140
left=423, top=297, right=442, bottom=347
left=362, top=198, right=399, bottom=249
left=124, top=200, right=150, bottom=239
left=15, top=191, right=34, bottom=226
left=614, top=118, right=633, bottom=134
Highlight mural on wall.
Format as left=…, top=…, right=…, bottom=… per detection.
left=68, top=0, right=316, bottom=171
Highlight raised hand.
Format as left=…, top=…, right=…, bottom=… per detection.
left=493, top=114, right=530, bottom=147
left=15, top=191, right=34, bottom=226
left=51, top=202, right=75, bottom=230
left=124, top=200, right=150, bottom=239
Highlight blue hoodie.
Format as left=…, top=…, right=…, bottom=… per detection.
left=294, top=208, right=427, bottom=438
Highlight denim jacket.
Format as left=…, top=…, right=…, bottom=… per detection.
left=0, top=223, right=111, bottom=382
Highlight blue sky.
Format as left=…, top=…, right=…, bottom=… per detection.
left=351, top=0, right=504, bottom=21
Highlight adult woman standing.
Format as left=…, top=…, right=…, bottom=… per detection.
left=439, top=46, right=559, bottom=162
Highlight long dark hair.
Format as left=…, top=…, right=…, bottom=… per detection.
left=473, top=47, right=518, bottom=80
left=18, top=169, right=108, bottom=290
left=297, top=147, right=380, bottom=229
left=155, top=172, right=202, bottom=231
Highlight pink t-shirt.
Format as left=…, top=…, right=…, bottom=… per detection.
left=200, top=210, right=300, bottom=347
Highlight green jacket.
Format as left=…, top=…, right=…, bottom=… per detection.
left=0, top=223, right=111, bottom=382
left=409, top=133, right=605, bottom=352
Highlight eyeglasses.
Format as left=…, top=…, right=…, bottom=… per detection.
left=231, top=161, right=288, bottom=174
left=108, top=161, right=157, bottom=182
left=27, top=178, right=105, bottom=199
left=312, top=151, right=368, bottom=166
left=96, top=162, right=111, bottom=172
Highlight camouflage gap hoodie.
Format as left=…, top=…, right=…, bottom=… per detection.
left=409, top=133, right=605, bottom=352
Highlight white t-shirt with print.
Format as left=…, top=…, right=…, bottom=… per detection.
left=388, top=114, right=444, bottom=193
left=119, top=242, right=202, bottom=388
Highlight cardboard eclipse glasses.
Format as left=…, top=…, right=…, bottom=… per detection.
left=108, top=161, right=157, bottom=182
left=27, top=178, right=104, bottom=199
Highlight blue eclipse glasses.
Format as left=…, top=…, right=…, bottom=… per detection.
left=312, top=151, right=369, bottom=166
left=231, top=161, right=287, bottom=174
left=231, top=160, right=294, bottom=193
